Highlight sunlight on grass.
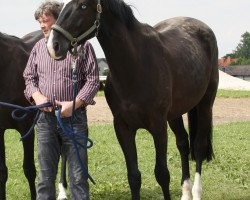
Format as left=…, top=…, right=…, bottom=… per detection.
left=4, top=122, right=250, bottom=199
left=217, top=89, right=250, bottom=98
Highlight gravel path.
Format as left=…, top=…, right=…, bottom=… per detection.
left=87, top=71, right=250, bottom=125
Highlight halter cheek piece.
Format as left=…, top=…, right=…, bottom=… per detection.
left=52, top=0, right=102, bottom=55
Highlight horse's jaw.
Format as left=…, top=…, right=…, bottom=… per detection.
left=47, top=31, right=65, bottom=60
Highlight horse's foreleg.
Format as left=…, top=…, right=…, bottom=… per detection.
left=0, top=131, right=7, bottom=200
left=169, top=118, right=191, bottom=200
left=151, top=123, right=170, bottom=200
left=58, top=155, right=67, bottom=200
left=22, top=132, right=36, bottom=200
left=114, top=118, right=141, bottom=200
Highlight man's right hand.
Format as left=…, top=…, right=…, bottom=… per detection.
left=32, top=91, right=53, bottom=112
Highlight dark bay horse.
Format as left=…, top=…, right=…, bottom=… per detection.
left=0, top=30, right=42, bottom=200
left=47, top=0, right=219, bottom=199
left=0, top=31, right=68, bottom=200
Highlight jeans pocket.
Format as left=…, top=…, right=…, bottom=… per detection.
left=73, top=109, right=87, bottom=125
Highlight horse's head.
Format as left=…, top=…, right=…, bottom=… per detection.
left=47, top=0, right=102, bottom=60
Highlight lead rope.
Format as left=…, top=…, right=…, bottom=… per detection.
left=56, top=46, right=96, bottom=184
left=0, top=101, right=53, bottom=141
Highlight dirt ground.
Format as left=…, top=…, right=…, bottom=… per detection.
left=87, top=96, right=250, bottom=125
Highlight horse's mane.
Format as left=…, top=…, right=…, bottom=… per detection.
left=102, top=0, right=136, bottom=27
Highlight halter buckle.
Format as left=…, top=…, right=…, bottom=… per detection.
left=97, top=4, right=102, bottom=13
left=71, top=38, right=78, bottom=47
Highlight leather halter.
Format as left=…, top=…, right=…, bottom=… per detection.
left=52, top=0, right=102, bottom=52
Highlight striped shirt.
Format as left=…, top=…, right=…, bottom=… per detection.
left=23, top=38, right=99, bottom=105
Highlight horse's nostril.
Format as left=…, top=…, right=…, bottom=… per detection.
left=53, top=42, right=60, bottom=52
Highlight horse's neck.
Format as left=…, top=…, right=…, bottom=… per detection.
left=98, top=18, right=143, bottom=75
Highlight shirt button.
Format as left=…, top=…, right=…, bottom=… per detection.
left=53, top=82, right=55, bottom=85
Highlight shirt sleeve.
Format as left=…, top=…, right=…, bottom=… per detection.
left=76, top=41, right=100, bottom=105
left=23, top=45, right=40, bottom=104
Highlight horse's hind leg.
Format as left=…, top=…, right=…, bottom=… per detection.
left=168, top=118, right=192, bottom=200
left=58, top=155, right=67, bottom=200
left=113, top=117, right=141, bottom=200
left=150, top=122, right=170, bottom=200
left=190, top=98, right=215, bottom=200
left=21, top=131, right=36, bottom=200
left=0, top=130, right=7, bottom=200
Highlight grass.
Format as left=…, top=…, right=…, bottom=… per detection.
left=4, top=122, right=250, bottom=199
left=216, top=89, right=250, bottom=98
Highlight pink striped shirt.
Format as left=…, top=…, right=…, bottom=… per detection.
left=23, top=38, right=99, bottom=105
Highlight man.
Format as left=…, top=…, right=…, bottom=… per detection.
left=23, top=1, right=99, bottom=199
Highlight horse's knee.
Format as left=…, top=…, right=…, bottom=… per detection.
left=176, top=139, right=190, bottom=156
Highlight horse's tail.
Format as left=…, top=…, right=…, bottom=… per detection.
left=188, top=107, right=213, bottom=162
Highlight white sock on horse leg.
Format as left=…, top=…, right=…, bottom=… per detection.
left=181, top=178, right=192, bottom=200
left=57, top=183, right=67, bottom=200
left=192, top=172, right=202, bottom=200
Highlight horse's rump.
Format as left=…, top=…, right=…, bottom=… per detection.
left=153, top=17, right=218, bottom=118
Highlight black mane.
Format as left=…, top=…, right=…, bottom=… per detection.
left=102, top=0, right=136, bottom=27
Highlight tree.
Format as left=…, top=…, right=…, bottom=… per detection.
left=230, top=31, right=250, bottom=65
left=234, top=32, right=250, bottom=59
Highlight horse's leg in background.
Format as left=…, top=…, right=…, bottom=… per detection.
left=190, top=97, right=214, bottom=200
left=0, top=129, right=8, bottom=200
left=168, top=118, right=192, bottom=200
left=21, top=130, right=37, bottom=200
left=58, top=154, right=67, bottom=200
left=150, top=122, right=171, bottom=200
left=113, top=117, right=141, bottom=200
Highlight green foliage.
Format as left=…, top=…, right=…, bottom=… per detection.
left=4, top=121, right=250, bottom=199
left=233, top=32, right=250, bottom=59
left=217, top=89, right=250, bottom=98
left=227, top=31, right=250, bottom=65
left=230, top=57, right=250, bottom=65
left=224, top=53, right=236, bottom=59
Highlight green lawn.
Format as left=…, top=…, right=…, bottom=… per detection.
left=4, top=122, right=250, bottom=199
left=216, top=89, right=250, bottom=98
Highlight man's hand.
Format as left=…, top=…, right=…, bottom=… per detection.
left=56, top=98, right=85, bottom=118
left=32, top=91, right=53, bottom=112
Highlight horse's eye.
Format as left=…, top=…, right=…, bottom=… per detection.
left=81, top=4, right=87, bottom=9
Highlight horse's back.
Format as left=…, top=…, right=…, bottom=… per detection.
left=155, top=17, right=218, bottom=62
left=22, top=30, right=43, bottom=51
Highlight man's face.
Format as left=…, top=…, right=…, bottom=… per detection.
left=38, top=14, right=56, bottom=39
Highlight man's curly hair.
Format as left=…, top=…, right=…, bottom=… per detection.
left=34, top=0, right=63, bottom=20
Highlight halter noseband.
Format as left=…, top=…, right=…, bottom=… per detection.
left=51, top=0, right=102, bottom=55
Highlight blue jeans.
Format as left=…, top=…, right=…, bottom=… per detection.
left=36, top=108, right=89, bottom=200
